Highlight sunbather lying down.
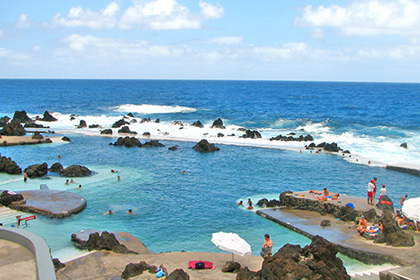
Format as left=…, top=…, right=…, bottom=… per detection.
left=310, top=188, right=329, bottom=196
left=316, top=193, right=340, bottom=201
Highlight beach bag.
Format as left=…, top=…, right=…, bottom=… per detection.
left=195, top=262, right=205, bottom=269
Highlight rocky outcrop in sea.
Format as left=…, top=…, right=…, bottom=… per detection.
left=71, top=231, right=137, bottom=254
left=24, top=163, right=48, bottom=178
left=0, top=155, right=22, bottom=175
left=270, top=134, right=313, bottom=142
left=0, top=119, right=26, bottom=136
left=59, top=165, right=91, bottom=177
left=192, top=139, right=220, bottom=153
left=36, top=111, right=57, bottom=122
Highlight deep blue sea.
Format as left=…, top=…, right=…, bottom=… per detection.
left=1, top=79, right=420, bottom=272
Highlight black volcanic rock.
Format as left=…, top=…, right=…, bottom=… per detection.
left=112, top=119, right=129, bottom=128
left=143, top=140, right=165, bottom=148
left=50, top=162, right=63, bottom=173
left=62, top=136, right=71, bottom=142
left=240, top=130, right=262, bottom=139
left=37, top=111, right=57, bottom=122
left=0, top=116, right=11, bottom=127
left=118, top=126, right=137, bottom=135
left=59, top=165, right=91, bottom=177
left=121, top=261, right=158, bottom=279
left=192, top=139, right=220, bottom=153
left=270, top=134, right=313, bottom=141
left=191, top=121, right=204, bottom=128
left=113, top=136, right=142, bottom=147
left=31, top=132, right=43, bottom=140
left=0, top=190, right=25, bottom=206
left=12, top=111, right=33, bottom=124
left=71, top=231, right=137, bottom=254
left=24, top=122, right=46, bottom=128
left=167, top=269, right=189, bottom=280
left=76, top=120, right=87, bottom=128
left=0, top=119, right=26, bottom=136
left=24, top=163, right=48, bottom=178
left=376, top=195, right=394, bottom=212
left=211, top=118, right=225, bottom=129
left=237, top=236, right=350, bottom=280
left=0, top=156, right=22, bottom=175
left=100, top=129, right=113, bottom=135
left=400, top=142, right=408, bottom=149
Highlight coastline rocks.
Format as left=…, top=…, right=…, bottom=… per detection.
left=237, top=236, right=350, bottom=280
left=100, top=129, right=113, bottom=135
left=191, top=121, right=204, bottom=128
left=373, top=211, right=414, bottom=247
left=0, top=190, right=25, bottom=206
left=71, top=231, right=137, bottom=254
left=240, top=130, right=262, bottom=139
left=376, top=195, right=394, bottom=212
left=0, top=119, right=26, bottom=136
left=0, top=155, right=22, bottom=175
left=112, top=119, right=129, bottom=128
left=24, top=163, right=48, bottom=178
left=76, top=120, right=87, bottom=128
left=36, top=111, right=57, bottom=122
left=52, top=258, right=66, bottom=271
left=257, top=198, right=282, bottom=208
left=0, top=116, right=11, bottom=127
left=121, top=261, right=158, bottom=279
left=168, top=146, right=178, bottom=151
left=24, top=122, right=47, bottom=128
left=59, top=165, right=91, bottom=177
left=400, top=142, right=408, bottom=149
left=31, top=132, right=43, bottom=140
left=12, top=111, right=33, bottom=124
left=143, top=140, right=165, bottom=148
left=270, top=134, right=313, bottom=142
left=192, top=139, right=220, bottom=153
left=211, top=118, right=225, bottom=129
left=118, top=126, right=137, bottom=135
left=50, top=162, right=63, bottom=173
left=61, top=136, right=71, bottom=142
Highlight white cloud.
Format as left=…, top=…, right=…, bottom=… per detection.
left=51, top=1, right=120, bottom=29
left=207, top=36, right=242, bottom=45
left=298, top=0, right=420, bottom=36
left=199, top=0, right=224, bottom=19
left=119, top=0, right=224, bottom=30
left=0, top=47, right=31, bottom=61
left=16, top=14, right=30, bottom=28
left=251, top=43, right=310, bottom=60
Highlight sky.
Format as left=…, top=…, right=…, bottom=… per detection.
left=1, top=0, right=420, bottom=82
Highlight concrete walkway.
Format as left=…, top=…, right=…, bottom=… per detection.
left=0, top=239, right=37, bottom=280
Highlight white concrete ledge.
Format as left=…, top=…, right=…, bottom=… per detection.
left=0, top=227, right=56, bottom=280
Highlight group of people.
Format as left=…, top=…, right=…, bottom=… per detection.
left=309, top=188, right=340, bottom=201
left=366, top=177, right=408, bottom=207
left=104, top=209, right=133, bottom=215
left=356, top=216, right=384, bottom=236
left=237, top=199, right=254, bottom=210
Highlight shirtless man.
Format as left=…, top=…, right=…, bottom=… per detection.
left=357, top=216, right=368, bottom=235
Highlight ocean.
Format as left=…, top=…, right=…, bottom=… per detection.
left=1, top=79, right=419, bottom=272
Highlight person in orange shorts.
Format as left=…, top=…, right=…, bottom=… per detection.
left=357, top=216, right=368, bottom=235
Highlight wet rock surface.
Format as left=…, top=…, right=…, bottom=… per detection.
left=0, top=155, right=22, bottom=175
left=192, top=139, right=220, bottom=153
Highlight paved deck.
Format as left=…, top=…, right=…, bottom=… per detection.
left=0, top=239, right=37, bottom=280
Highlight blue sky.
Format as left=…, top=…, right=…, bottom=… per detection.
left=1, top=0, right=420, bottom=82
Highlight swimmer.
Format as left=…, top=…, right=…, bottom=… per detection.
left=78, top=185, right=82, bottom=189
left=104, top=210, right=114, bottom=215
left=117, top=175, right=120, bottom=181
left=182, top=170, right=186, bottom=174
left=70, top=179, right=75, bottom=183
left=237, top=200, right=243, bottom=206
left=58, top=155, right=61, bottom=159
left=23, top=172, right=28, bottom=182
left=128, top=209, right=133, bottom=214
left=247, top=199, right=254, bottom=210
left=65, top=179, right=69, bottom=185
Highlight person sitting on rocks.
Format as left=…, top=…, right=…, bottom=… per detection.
left=357, top=216, right=368, bottom=235
left=365, top=220, right=384, bottom=235
left=260, top=234, right=273, bottom=258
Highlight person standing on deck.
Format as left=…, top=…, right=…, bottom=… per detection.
left=367, top=180, right=375, bottom=205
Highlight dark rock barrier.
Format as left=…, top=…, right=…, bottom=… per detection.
left=0, top=190, right=25, bottom=206
left=270, top=134, right=313, bottom=142
left=71, top=230, right=137, bottom=254
left=59, top=165, right=91, bottom=177
left=0, top=119, right=26, bottom=136
left=24, top=163, right=48, bottom=178
left=237, top=236, right=350, bottom=280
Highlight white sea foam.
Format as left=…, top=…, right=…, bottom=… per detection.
left=28, top=111, right=420, bottom=168
left=111, top=104, right=196, bottom=114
